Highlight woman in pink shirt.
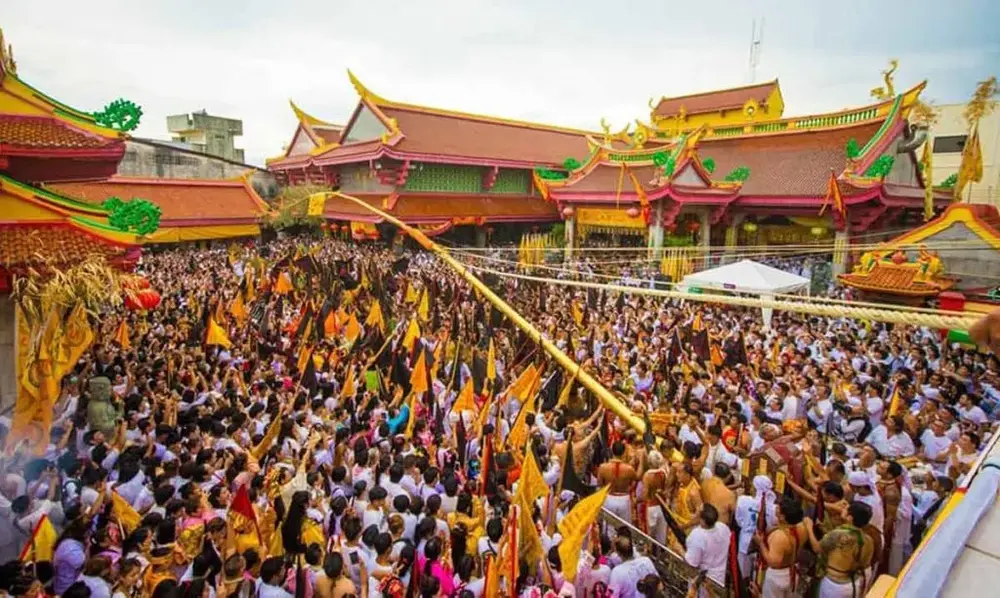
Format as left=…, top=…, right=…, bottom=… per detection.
left=416, top=537, right=453, bottom=596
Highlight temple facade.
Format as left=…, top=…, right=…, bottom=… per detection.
left=268, top=72, right=950, bottom=269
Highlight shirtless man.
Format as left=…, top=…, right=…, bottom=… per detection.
left=638, top=450, right=670, bottom=545
left=754, top=498, right=807, bottom=598
left=803, top=501, right=876, bottom=598
left=551, top=408, right=604, bottom=481
left=598, top=440, right=638, bottom=524
left=700, top=463, right=736, bottom=526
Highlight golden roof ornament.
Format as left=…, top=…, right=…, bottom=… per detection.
left=0, top=28, right=16, bottom=75
left=870, top=59, right=899, bottom=101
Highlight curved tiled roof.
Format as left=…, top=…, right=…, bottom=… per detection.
left=653, top=80, right=778, bottom=117
left=699, top=121, right=882, bottom=196
left=381, top=105, right=592, bottom=165
left=0, top=114, right=117, bottom=149
left=48, top=177, right=267, bottom=224
left=0, top=223, right=128, bottom=267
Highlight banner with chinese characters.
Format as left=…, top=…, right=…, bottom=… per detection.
left=576, top=207, right=646, bottom=229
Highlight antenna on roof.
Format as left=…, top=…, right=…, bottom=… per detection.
left=748, top=18, right=764, bottom=83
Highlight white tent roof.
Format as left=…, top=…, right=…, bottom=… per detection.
left=680, top=259, right=809, bottom=294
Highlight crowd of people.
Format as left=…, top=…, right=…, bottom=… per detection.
left=0, top=234, right=997, bottom=598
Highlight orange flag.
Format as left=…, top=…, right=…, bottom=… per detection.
left=410, top=350, right=429, bottom=396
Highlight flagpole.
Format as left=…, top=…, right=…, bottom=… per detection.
left=330, top=192, right=648, bottom=435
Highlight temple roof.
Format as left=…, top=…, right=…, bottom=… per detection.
left=48, top=175, right=268, bottom=226
left=652, top=80, right=780, bottom=118
left=879, top=203, right=1000, bottom=249
left=0, top=173, right=138, bottom=268
left=699, top=121, right=882, bottom=196
left=0, top=28, right=127, bottom=181
left=270, top=70, right=595, bottom=170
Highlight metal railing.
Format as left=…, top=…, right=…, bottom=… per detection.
left=598, top=507, right=732, bottom=598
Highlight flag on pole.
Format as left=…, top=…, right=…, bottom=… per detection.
left=340, top=367, right=357, bottom=399
left=486, top=338, right=497, bottom=383
left=112, top=490, right=142, bottom=534
left=404, top=282, right=419, bottom=304
left=557, top=485, right=611, bottom=582
left=888, top=384, right=906, bottom=418
left=402, top=319, right=421, bottom=353
left=418, top=289, right=430, bottom=322
left=113, top=320, right=131, bottom=350
left=451, top=379, right=476, bottom=414
left=18, top=514, right=57, bottom=562
left=819, top=170, right=845, bottom=217
left=410, top=349, right=430, bottom=396
left=955, top=125, right=983, bottom=201
left=344, top=314, right=362, bottom=345
left=365, top=299, right=386, bottom=333
left=230, top=292, right=249, bottom=324
left=206, top=316, right=232, bottom=349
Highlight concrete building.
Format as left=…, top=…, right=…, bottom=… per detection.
left=926, top=103, right=1000, bottom=205
left=118, top=138, right=279, bottom=199
left=167, top=110, right=246, bottom=163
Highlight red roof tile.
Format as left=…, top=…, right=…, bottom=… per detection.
left=0, top=115, right=116, bottom=150
left=47, top=178, right=266, bottom=223
left=558, top=164, right=662, bottom=193
left=0, top=223, right=126, bottom=267
left=699, top=121, right=883, bottom=196
left=381, top=106, right=592, bottom=165
left=654, top=81, right=778, bottom=118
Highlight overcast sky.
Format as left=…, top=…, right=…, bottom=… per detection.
left=6, top=0, right=998, bottom=166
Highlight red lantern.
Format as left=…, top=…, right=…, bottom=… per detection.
left=124, top=294, right=142, bottom=311
left=561, top=206, right=575, bottom=218
left=626, top=207, right=640, bottom=218
left=137, top=289, right=162, bottom=310
left=687, top=220, right=701, bottom=233
left=122, top=275, right=151, bottom=290
left=320, top=222, right=328, bottom=230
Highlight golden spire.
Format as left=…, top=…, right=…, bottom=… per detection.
left=0, top=28, right=16, bottom=75
left=288, top=99, right=332, bottom=127
left=347, top=69, right=390, bottom=105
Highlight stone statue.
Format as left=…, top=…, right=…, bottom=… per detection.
left=87, top=376, right=122, bottom=437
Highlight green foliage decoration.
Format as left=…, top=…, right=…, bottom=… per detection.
left=535, top=167, right=568, bottom=180
left=701, top=157, right=716, bottom=174
left=845, top=138, right=861, bottom=160
left=940, top=173, right=958, bottom=188
left=92, top=98, right=143, bottom=132
left=724, top=166, right=751, bottom=182
left=864, top=155, right=895, bottom=178
left=562, top=157, right=582, bottom=171
left=102, top=197, right=161, bottom=235
left=652, top=151, right=669, bottom=166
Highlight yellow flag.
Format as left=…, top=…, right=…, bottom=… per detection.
left=571, top=301, right=584, bottom=327
left=513, top=482, right=545, bottom=567
left=955, top=125, right=983, bottom=201
left=474, top=393, right=494, bottom=433
left=507, top=394, right=535, bottom=451
left=508, top=364, right=537, bottom=401
left=556, top=372, right=576, bottom=409
left=206, top=317, right=232, bottom=349
left=340, top=367, right=357, bottom=398
left=888, top=384, right=905, bottom=418
left=404, top=391, right=420, bottom=438
left=410, top=350, right=429, bottom=396
left=486, top=338, right=497, bottom=382
left=344, top=314, right=362, bottom=345
left=402, top=319, right=421, bottom=352
left=112, top=491, right=142, bottom=534
left=360, top=269, right=370, bottom=290
left=484, top=554, right=500, bottom=598
left=365, top=300, right=386, bottom=333
left=558, top=485, right=611, bottom=582
left=418, top=289, right=430, bottom=322
left=922, top=138, right=934, bottom=221
left=517, top=440, right=549, bottom=504
left=113, top=320, right=131, bottom=350
left=452, top=379, right=476, bottom=414
left=230, top=292, right=248, bottom=324
left=324, top=310, right=338, bottom=339
left=18, top=514, right=57, bottom=562
left=306, top=193, right=326, bottom=216
left=274, top=271, right=294, bottom=295
left=57, top=302, right=94, bottom=379
left=405, top=282, right=419, bottom=304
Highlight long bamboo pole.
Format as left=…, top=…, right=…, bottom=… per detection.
left=326, top=191, right=647, bottom=434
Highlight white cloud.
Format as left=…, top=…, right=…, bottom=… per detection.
left=4, top=0, right=997, bottom=166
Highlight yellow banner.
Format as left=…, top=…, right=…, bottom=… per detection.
left=307, top=193, right=327, bottom=216
left=576, top=207, right=646, bottom=229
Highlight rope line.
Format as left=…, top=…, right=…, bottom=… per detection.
left=454, top=261, right=981, bottom=332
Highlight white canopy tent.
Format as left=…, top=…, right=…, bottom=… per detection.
left=679, top=259, right=810, bottom=328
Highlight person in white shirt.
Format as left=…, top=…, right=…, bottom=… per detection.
left=806, top=386, right=834, bottom=433
left=919, top=419, right=953, bottom=473
left=956, top=394, right=988, bottom=426
left=884, top=462, right=914, bottom=576
left=866, top=416, right=915, bottom=458
left=607, top=536, right=657, bottom=598
left=257, top=557, right=294, bottom=598
left=685, top=504, right=732, bottom=595
left=734, top=475, right=778, bottom=578
left=79, top=556, right=115, bottom=598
